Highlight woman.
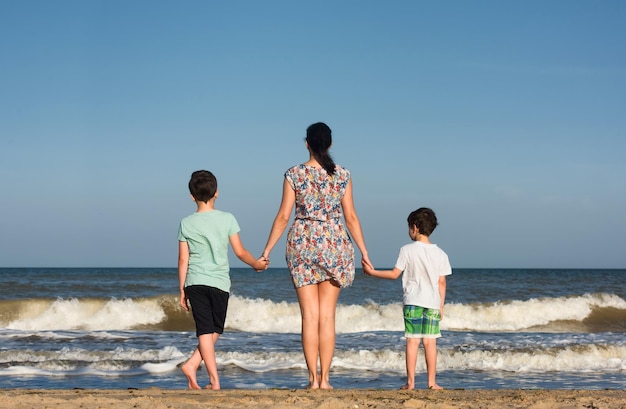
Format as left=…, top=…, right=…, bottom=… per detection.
left=261, top=122, right=372, bottom=389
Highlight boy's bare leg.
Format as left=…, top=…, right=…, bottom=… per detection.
left=423, top=338, right=442, bottom=389
left=198, top=333, right=221, bottom=390
left=317, top=280, right=340, bottom=390
left=181, top=347, right=202, bottom=389
left=401, top=337, right=420, bottom=390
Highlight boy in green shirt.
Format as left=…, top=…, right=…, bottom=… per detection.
left=178, top=170, right=268, bottom=390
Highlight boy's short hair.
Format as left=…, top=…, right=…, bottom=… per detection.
left=407, top=207, right=438, bottom=236
left=189, top=170, right=217, bottom=202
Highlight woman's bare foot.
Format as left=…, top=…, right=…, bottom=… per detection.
left=181, top=364, right=201, bottom=390
left=319, top=382, right=334, bottom=390
left=400, top=383, right=414, bottom=390
left=428, top=384, right=444, bottom=390
left=319, top=376, right=333, bottom=390
left=305, top=373, right=320, bottom=389
left=205, top=383, right=220, bottom=390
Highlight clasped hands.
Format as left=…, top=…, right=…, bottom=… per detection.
left=361, top=257, right=374, bottom=275
left=255, top=254, right=270, bottom=272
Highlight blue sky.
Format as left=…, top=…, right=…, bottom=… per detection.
left=1, top=1, right=624, bottom=269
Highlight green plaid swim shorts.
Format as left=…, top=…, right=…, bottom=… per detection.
left=403, top=305, right=441, bottom=339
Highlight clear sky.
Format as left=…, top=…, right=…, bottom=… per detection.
left=1, top=1, right=624, bottom=269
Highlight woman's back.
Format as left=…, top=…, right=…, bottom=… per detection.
left=286, top=164, right=351, bottom=221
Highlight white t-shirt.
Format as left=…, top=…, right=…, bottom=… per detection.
left=394, top=241, right=452, bottom=309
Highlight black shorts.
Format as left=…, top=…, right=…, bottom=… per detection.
left=184, top=285, right=230, bottom=336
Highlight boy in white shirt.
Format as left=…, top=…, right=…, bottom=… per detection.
left=363, top=207, right=451, bottom=390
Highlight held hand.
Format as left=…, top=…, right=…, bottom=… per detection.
left=254, top=256, right=270, bottom=272
left=361, top=258, right=375, bottom=275
left=361, top=255, right=374, bottom=271
left=180, top=289, right=189, bottom=311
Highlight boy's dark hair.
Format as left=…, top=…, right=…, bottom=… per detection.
left=407, top=207, right=438, bottom=236
left=188, top=170, right=217, bottom=203
left=306, top=122, right=336, bottom=175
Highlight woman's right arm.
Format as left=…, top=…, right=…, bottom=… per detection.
left=262, top=177, right=295, bottom=259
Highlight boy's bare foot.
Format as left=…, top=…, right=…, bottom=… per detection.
left=428, top=384, right=444, bottom=390
left=205, top=383, right=220, bottom=390
left=400, top=384, right=414, bottom=390
left=181, top=364, right=200, bottom=390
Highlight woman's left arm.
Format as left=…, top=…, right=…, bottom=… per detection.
left=341, top=179, right=373, bottom=269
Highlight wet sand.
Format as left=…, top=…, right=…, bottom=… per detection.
left=1, top=388, right=624, bottom=409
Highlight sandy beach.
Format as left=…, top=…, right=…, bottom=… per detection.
left=0, top=388, right=623, bottom=409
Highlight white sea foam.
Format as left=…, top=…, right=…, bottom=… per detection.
left=220, top=350, right=306, bottom=372
left=142, top=359, right=186, bottom=374
left=222, top=344, right=626, bottom=373
left=0, top=366, right=55, bottom=376
left=5, top=298, right=165, bottom=331
left=227, top=293, right=626, bottom=333
left=0, top=345, right=186, bottom=365
left=440, top=344, right=626, bottom=372
left=0, top=344, right=623, bottom=377
left=442, top=293, right=626, bottom=332
left=2, top=293, right=624, bottom=333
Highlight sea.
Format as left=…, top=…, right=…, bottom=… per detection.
left=0, top=268, right=624, bottom=390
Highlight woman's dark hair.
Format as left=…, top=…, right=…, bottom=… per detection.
left=306, top=122, right=336, bottom=175
left=188, top=170, right=217, bottom=203
left=407, top=207, right=438, bottom=236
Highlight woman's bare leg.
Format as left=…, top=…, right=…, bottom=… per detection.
left=296, top=284, right=320, bottom=389
left=317, top=280, right=340, bottom=389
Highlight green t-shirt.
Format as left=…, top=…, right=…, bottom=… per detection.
left=177, top=209, right=240, bottom=293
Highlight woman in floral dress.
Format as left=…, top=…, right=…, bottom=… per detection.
left=262, top=122, right=372, bottom=389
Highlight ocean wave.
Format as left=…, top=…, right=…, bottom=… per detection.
left=337, top=344, right=626, bottom=373
left=0, top=345, right=186, bottom=365
left=0, top=344, right=623, bottom=377
left=444, top=293, right=626, bottom=332
left=0, top=296, right=192, bottom=332
left=1, top=293, right=624, bottom=333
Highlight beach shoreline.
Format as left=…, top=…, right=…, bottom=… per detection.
left=1, top=388, right=624, bottom=409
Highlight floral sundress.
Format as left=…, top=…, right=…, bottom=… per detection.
left=285, top=164, right=355, bottom=288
